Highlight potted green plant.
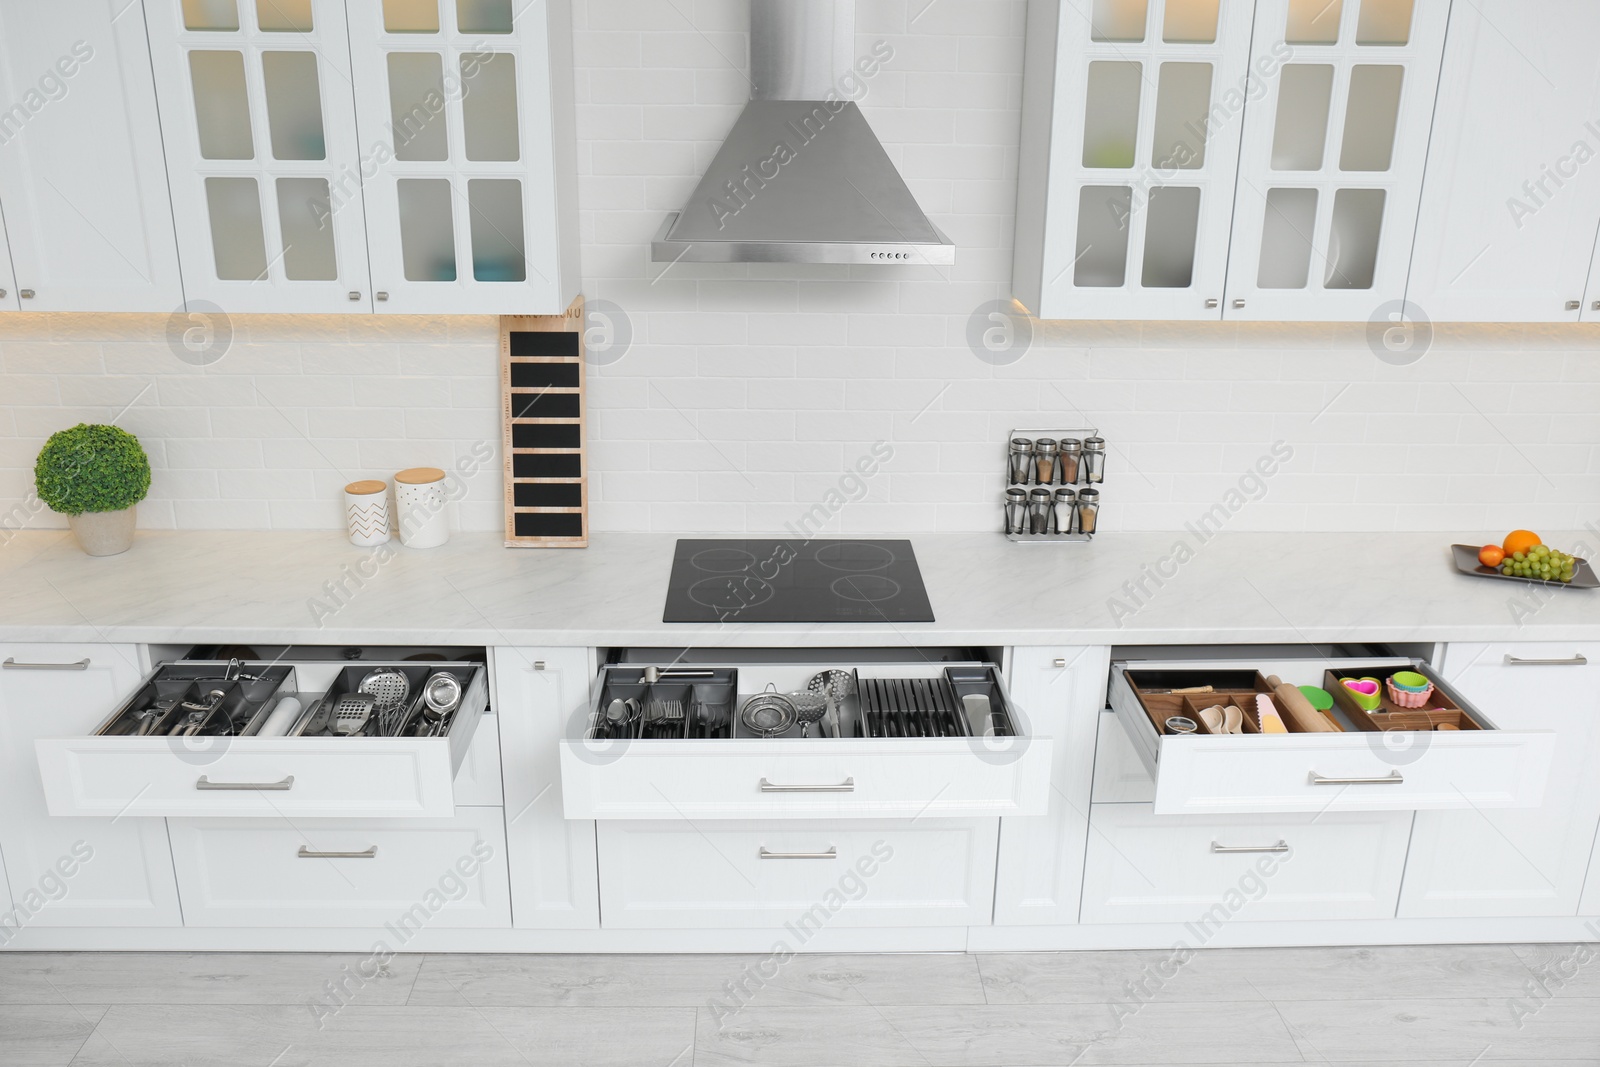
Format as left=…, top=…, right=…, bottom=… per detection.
left=34, top=424, right=152, bottom=557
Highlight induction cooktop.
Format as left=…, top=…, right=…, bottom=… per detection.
left=663, top=539, right=935, bottom=623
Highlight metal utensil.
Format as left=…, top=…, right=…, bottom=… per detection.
left=824, top=693, right=840, bottom=738
left=170, top=689, right=228, bottom=737
left=790, top=691, right=827, bottom=738
left=333, top=694, right=375, bottom=736
left=740, top=685, right=798, bottom=738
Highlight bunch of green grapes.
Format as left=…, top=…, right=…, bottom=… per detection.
left=1500, top=543, right=1577, bottom=583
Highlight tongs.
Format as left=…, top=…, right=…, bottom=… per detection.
left=169, top=689, right=228, bottom=737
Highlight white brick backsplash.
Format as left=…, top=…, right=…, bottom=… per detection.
left=1, top=0, right=1598, bottom=537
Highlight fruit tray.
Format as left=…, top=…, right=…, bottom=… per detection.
left=1449, top=544, right=1599, bottom=590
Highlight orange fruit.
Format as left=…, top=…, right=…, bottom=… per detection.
left=1479, top=544, right=1505, bottom=567
left=1503, top=530, right=1542, bottom=557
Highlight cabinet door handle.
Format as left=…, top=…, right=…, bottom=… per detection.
left=1567, top=300, right=1582, bottom=311
left=1232, top=298, right=1246, bottom=309
left=375, top=291, right=389, bottom=301
left=196, top=774, right=295, bottom=791
left=348, top=290, right=362, bottom=301
left=19, top=289, right=34, bottom=299
left=1211, top=840, right=1289, bottom=854
left=759, top=847, right=837, bottom=860
left=1504, top=653, right=1587, bottom=666
left=298, top=846, right=377, bottom=859
left=1204, top=298, right=1219, bottom=309
left=3, top=657, right=89, bottom=671
left=759, top=777, right=854, bottom=793
left=0, top=288, right=7, bottom=298
left=1052, top=657, right=1068, bottom=668
left=1309, top=770, right=1404, bottom=786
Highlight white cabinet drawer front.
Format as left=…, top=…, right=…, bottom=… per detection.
left=169, top=810, right=510, bottom=928
left=1081, top=804, right=1409, bottom=924
left=561, top=738, right=1050, bottom=820
left=38, top=740, right=462, bottom=818
left=36, top=661, right=488, bottom=818
left=596, top=819, right=997, bottom=929
left=1110, top=656, right=1554, bottom=814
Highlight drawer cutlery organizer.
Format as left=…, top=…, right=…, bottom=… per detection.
left=1107, top=653, right=1554, bottom=815
left=96, top=663, right=297, bottom=738
left=1119, top=665, right=1487, bottom=738
left=39, top=650, right=490, bottom=819
left=585, top=664, right=1019, bottom=741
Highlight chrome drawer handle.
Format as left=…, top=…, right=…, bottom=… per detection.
left=759, top=847, right=837, bottom=860
left=1211, top=840, right=1289, bottom=854
left=3, top=657, right=89, bottom=671
left=298, top=846, right=377, bottom=859
left=1504, top=654, right=1587, bottom=666
left=196, top=775, right=295, bottom=791
left=1309, top=770, right=1404, bottom=786
left=759, top=777, right=854, bottom=793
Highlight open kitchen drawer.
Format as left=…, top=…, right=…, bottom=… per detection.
left=1109, top=647, right=1556, bottom=815
left=559, top=648, right=1050, bottom=820
left=36, top=647, right=489, bottom=818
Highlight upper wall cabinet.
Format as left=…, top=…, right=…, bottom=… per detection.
left=345, top=0, right=580, bottom=315
left=1223, top=0, right=1448, bottom=320
left=1013, top=0, right=1257, bottom=320
left=1015, top=0, right=1449, bottom=322
left=1410, top=2, right=1600, bottom=323
left=144, top=0, right=373, bottom=313
left=0, top=2, right=184, bottom=312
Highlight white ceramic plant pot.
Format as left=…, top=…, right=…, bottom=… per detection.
left=68, top=507, right=136, bottom=557
left=344, top=480, right=392, bottom=547
left=394, top=467, right=450, bottom=549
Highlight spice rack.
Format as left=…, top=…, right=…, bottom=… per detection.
left=1004, top=427, right=1103, bottom=543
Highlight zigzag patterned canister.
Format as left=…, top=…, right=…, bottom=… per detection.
left=344, top=480, right=392, bottom=547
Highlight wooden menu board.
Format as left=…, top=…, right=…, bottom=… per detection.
left=500, top=299, right=588, bottom=547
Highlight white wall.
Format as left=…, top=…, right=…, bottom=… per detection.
left=0, top=0, right=1597, bottom=535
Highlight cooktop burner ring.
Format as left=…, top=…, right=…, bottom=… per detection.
left=688, top=547, right=759, bottom=574
left=830, top=574, right=902, bottom=604
left=813, top=541, right=896, bottom=573
left=687, top=574, right=776, bottom=614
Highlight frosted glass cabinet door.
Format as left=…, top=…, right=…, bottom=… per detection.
left=1015, top=0, right=1254, bottom=320
left=345, top=0, right=579, bottom=314
left=1223, top=0, right=1448, bottom=320
left=1410, top=1, right=1600, bottom=323
left=0, top=2, right=184, bottom=312
left=144, top=0, right=371, bottom=312
left=0, top=209, right=17, bottom=310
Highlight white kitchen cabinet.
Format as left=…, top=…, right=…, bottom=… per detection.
left=1401, top=643, right=1600, bottom=918
left=0, top=645, right=182, bottom=928
left=561, top=659, right=1050, bottom=821
left=168, top=808, right=511, bottom=927
left=344, top=0, right=580, bottom=314
left=1111, top=651, right=1555, bottom=815
left=1081, top=802, right=1411, bottom=923
left=144, top=0, right=373, bottom=312
left=1223, top=0, right=1449, bottom=320
left=1408, top=2, right=1600, bottom=323
left=493, top=647, right=599, bottom=930
left=37, top=656, right=490, bottom=819
left=596, top=818, right=997, bottom=929
left=993, top=646, right=1109, bottom=925
left=1013, top=0, right=1256, bottom=320
left=0, top=2, right=183, bottom=312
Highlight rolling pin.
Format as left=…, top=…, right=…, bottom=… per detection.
left=1266, top=676, right=1339, bottom=733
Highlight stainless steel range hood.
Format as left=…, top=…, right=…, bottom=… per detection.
left=651, top=0, right=955, bottom=266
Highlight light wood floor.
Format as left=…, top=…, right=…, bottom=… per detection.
left=1, top=944, right=1595, bottom=1065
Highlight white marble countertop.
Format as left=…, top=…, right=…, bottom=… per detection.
left=0, top=529, right=1596, bottom=649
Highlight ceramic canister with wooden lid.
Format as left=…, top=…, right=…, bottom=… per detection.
left=344, top=480, right=391, bottom=547
left=394, top=467, right=449, bottom=549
